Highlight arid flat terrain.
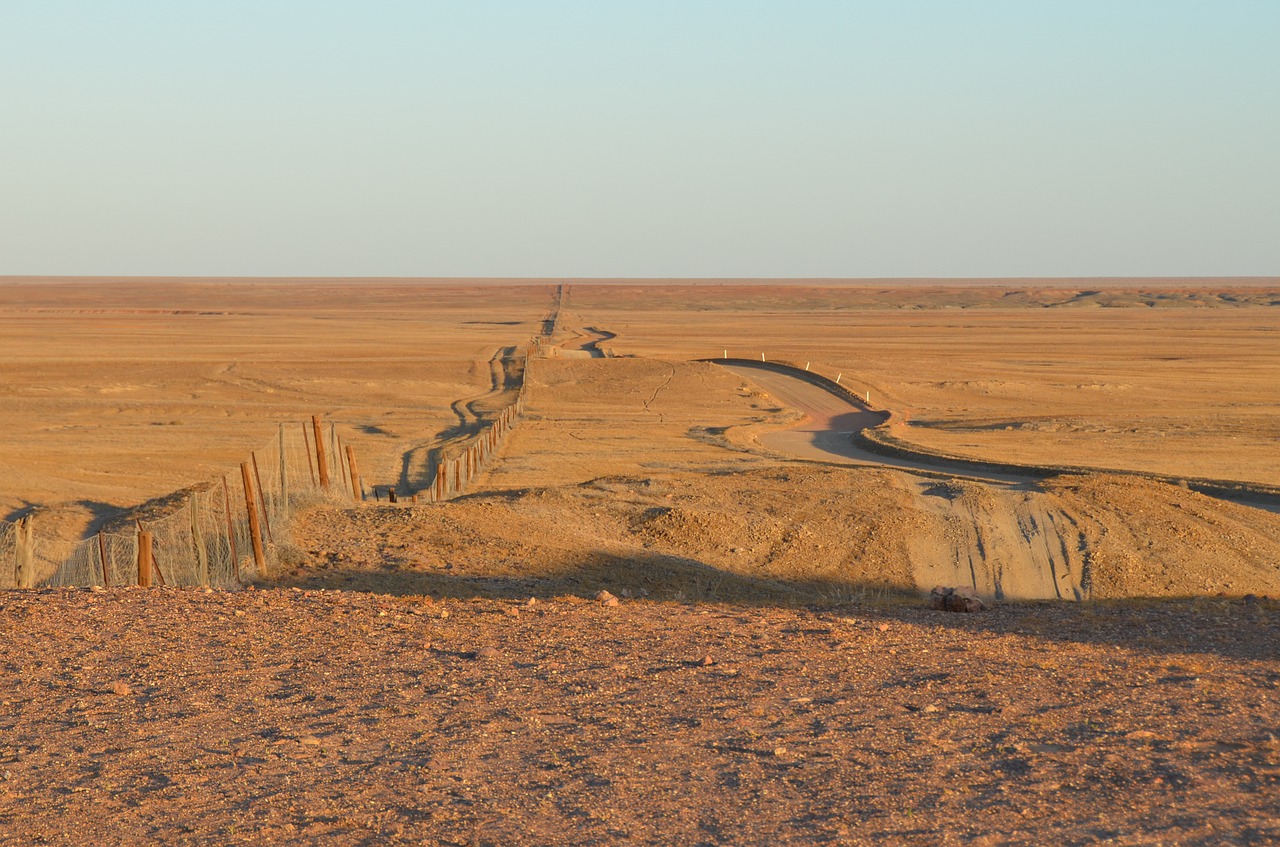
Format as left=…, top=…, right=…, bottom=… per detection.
left=2, top=277, right=1279, bottom=844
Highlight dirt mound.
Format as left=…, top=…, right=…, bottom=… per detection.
left=285, top=466, right=1280, bottom=603
left=1048, top=475, right=1280, bottom=598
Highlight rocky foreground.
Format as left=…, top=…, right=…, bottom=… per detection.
left=2, top=587, right=1278, bottom=845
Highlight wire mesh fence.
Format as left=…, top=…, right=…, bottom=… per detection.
left=2, top=344, right=536, bottom=590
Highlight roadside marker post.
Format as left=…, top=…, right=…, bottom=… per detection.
left=836, top=373, right=842, bottom=384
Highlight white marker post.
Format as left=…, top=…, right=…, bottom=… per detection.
left=723, top=349, right=728, bottom=359
left=836, top=373, right=842, bottom=384
left=805, top=362, right=810, bottom=371
left=761, top=352, right=766, bottom=362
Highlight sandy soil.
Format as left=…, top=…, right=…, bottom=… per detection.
left=2, top=587, right=1278, bottom=846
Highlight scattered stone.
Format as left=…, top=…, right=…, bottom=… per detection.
left=504, top=606, right=520, bottom=617
left=698, top=655, right=716, bottom=667
left=596, top=590, right=620, bottom=607
left=526, top=597, right=538, bottom=607
left=929, top=586, right=990, bottom=613
left=110, top=682, right=132, bottom=696
left=877, top=623, right=890, bottom=632
left=475, top=646, right=499, bottom=661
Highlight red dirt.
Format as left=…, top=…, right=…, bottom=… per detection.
left=2, top=586, right=1277, bottom=845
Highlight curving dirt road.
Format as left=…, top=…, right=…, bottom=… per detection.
left=721, top=362, right=1087, bottom=600
left=721, top=362, right=1033, bottom=484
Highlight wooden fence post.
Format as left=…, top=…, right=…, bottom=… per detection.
left=220, top=475, right=242, bottom=583
left=97, top=531, right=109, bottom=588
left=190, top=495, right=208, bottom=588
left=345, top=444, right=362, bottom=501
left=278, top=423, right=290, bottom=521
left=137, top=529, right=153, bottom=588
left=302, top=421, right=316, bottom=486
left=240, top=462, right=268, bottom=577
left=312, top=415, right=330, bottom=490
left=251, top=451, right=273, bottom=543
left=15, top=517, right=34, bottom=589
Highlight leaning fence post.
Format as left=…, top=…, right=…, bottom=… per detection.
left=240, top=462, right=268, bottom=577
left=312, top=415, right=330, bottom=490
left=97, top=530, right=109, bottom=588
left=251, top=451, right=273, bottom=544
left=190, top=495, right=208, bottom=587
left=137, top=529, right=153, bottom=588
left=302, top=421, right=316, bottom=486
left=345, top=445, right=362, bottom=502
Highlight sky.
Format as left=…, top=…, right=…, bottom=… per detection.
left=2, top=1, right=1277, bottom=278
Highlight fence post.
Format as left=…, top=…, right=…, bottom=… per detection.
left=278, top=423, right=290, bottom=521
left=221, top=475, right=242, bottom=583
left=240, top=462, right=268, bottom=577
left=15, top=517, right=34, bottom=589
left=312, top=415, right=330, bottom=490
left=251, top=451, right=273, bottom=544
left=137, top=529, right=153, bottom=588
left=190, top=495, right=208, bottom=587
left=97, top=531, right=109, bottom=588
left=302, top=421, right=316, bottom=486
left=345, top=445, right=362, bottom=502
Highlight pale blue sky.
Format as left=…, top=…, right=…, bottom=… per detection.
left=2, top=1, right=1277, bottom=278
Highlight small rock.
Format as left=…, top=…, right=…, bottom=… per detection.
left=595, top=590, right=620, bottom=607
left=526, top=597, right=538, bottom=607
left=503, top=606, right=520, bottom=617
left=298, top=735, right=322, bottom=746
left=773, top=747, right=787, bottom=757
left=923, top=704, right=941, bottom=713
left=110, top=682, right=132, bottom=696
left=877, top=623, right=890, bottom=632
left=90, top=586, right=106, bottom=594
left=475, top=646, right=499, bottom=661
left=929, top=586, right=989, bottom=613
left=698, top=655, right=716, bottom=667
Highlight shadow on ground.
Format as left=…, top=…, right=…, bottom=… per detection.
left=266, top=549, right=1280, bottom=664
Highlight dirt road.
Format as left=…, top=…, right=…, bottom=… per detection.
left=721, top=362, right=1031, bottom=485
left=721, top=362, right=1086, bottom=600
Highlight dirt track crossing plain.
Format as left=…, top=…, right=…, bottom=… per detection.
left=2, top=277, right=1279, bottom=845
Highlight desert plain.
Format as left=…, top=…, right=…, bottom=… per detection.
left=2, top=277, right=1279, bottom=844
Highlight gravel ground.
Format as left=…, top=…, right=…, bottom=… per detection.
left=2, top=587, right=1278, bottom=845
